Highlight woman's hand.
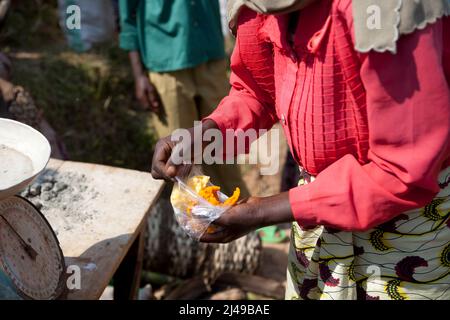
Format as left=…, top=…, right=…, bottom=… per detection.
left=151, top=119, right=219, bottom=180
left=200, top=192, right=295, bottom=243
left=150, top=134, right=181, bottom=180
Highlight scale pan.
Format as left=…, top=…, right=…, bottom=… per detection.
left=0, top=118, right=51, bottom=200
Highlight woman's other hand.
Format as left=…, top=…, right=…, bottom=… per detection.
left=200, top=192, right=295, bottom=243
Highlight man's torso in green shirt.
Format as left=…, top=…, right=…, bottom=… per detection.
left=119, top=0, right=226, bottom=73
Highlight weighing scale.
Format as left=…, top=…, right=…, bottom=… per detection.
left=0, top=118, right=66, bottom=300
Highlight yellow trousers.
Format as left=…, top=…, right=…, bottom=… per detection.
left=149, top=59, right=249, bottom=197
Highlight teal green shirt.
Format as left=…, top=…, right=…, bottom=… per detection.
left=119, top=0, right=226, bottom=72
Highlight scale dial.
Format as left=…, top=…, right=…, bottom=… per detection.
left=0, top=196, right=65, bottom=299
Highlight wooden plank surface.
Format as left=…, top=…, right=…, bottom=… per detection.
left=41, top=159, right=164, bottom=300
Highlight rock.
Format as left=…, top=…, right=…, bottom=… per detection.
left=53, top=182, right=67, bottom=192
left=40, top=192, right=52, bottom=201
left=20, top=169, right=99, bottom=235
left=42, top=174, right=55, bottom=183
left=29, top=184, right=41, bottom=196
left=41, top=183, right=53, bottom=192
left=138, top=284, right=153, bottom=300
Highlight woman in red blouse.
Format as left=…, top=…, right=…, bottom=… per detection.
left=152, top=0, right=450, bottom=299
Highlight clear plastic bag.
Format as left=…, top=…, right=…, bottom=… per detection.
left=170, top=167, right=234, bottom=240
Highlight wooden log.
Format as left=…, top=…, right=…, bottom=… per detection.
left=164, top=276, right=209, bottom=300
left=165, top=272, right=285, bottom=300
left=216, top=272, right=285, bottom=300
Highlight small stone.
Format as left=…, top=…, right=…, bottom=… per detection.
left=29, top=184, right=41, bottom=196
left=41, top=192, right=52, bottom=201
left=53, top=182, right=67, bottom=192
left=42, top=174, right=55, bottom=183
left=138, top=284, right=153, bottom=300
left=41, top=183, right=53, bottom=192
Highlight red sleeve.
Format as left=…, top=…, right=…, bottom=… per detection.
left=290, top=20, right=450, bottom=231
left=204, top=8, right=278, bottom=157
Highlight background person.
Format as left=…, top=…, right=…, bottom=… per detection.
left=119, top=0, right=249, bottom=197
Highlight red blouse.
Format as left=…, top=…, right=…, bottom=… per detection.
left=206, top=0, right=450, bottom=231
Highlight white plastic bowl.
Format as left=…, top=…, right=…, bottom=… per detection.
left=0, top=118, right=51, bottom=200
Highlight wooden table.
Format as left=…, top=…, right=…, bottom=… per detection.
left=42, top=159, right=164, bottom=300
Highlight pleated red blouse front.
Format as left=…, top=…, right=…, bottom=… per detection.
left=206, top=0, right=450, bottom=231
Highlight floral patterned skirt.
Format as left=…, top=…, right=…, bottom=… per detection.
left=286, top=167, right=450, bottom=300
